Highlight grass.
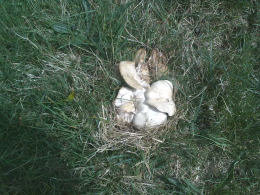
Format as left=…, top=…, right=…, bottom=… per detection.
left=0, top=0, right=259, bottom=194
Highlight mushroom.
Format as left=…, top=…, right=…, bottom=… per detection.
left=114, top=49, right=176, bottom=130
left=133, top=103, right=167, bottom=129
left=145, top=80, right=176, bottom=116
left=134, top=48, right=150, bottom=84
left=114, top=87, right=135, bottom=123
left=119, top=61, right=149, bottom=90
left=147, top=49, right=168, bottom=80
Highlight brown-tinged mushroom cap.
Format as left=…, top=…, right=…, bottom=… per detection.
left=134, top=48, right=147, bottom=65
left=135, top=48, right=150, bottom=84
left=147, top=49, right=168, bottom=79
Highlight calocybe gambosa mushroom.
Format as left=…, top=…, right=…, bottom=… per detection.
left=145, top=80, right=176, bottom=117
left=113, top=49, right=176, bottom=130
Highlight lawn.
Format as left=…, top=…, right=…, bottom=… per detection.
left=0, top=0, right=259, bottom=194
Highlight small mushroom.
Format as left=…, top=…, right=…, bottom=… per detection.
left=147, top=49, right=168, bottom=79
left=145, top=80, right=176, bottom=116
left=135, top=48, right=150, bottom=84
left=134, top=48, right=146, bottom=65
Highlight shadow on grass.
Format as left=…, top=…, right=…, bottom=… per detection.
left=0, top=105, right=79, bottom=194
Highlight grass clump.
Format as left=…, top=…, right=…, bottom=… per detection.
left=0, top=0, right=259, bottom=194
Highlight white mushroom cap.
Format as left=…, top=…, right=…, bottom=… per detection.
left=119, top=61, right=150, bottom=90
left=114, top=87, right=147, bottom=124
left=114, top=87, right=135, bottom=123
left=133, top=103, right=167, bottom=130
left=114, top=87, right=134, bottom=107
left=145, top=80, right=176, bottom=116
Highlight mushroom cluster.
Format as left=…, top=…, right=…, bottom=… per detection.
left=114, top=49, right=176, bottom=130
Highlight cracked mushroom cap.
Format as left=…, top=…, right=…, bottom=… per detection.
left=145, top=80, right=176, bottom=116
